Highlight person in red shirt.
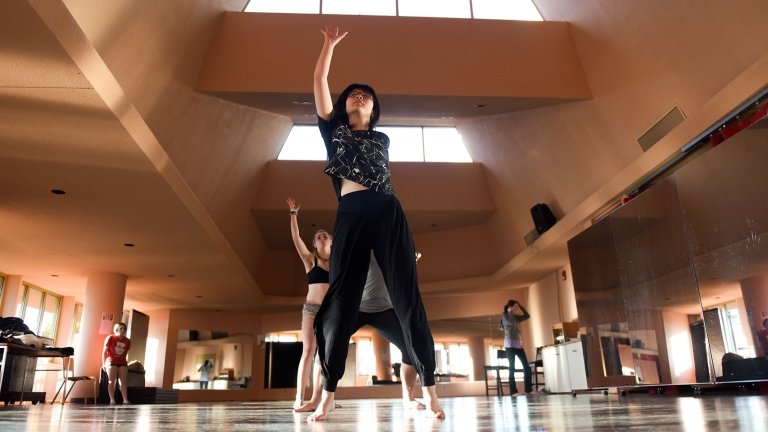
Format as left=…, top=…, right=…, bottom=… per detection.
left=102, top=321, right=131, bottom=404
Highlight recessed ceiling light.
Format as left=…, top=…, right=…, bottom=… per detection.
left=51, top=189, right=66, bottom=195
left=51, top=274, right=59, bottom=277
left=123, top=243, right=135, bottom=247
left=441, top=116, right=454, bottom=119
left=167, top=274, right=175, bottom=278
left=196, top=295, right=203, bottom=299
left=473, top=104, right=487, bottom=108
left=292, top=100, right=312, bottom=105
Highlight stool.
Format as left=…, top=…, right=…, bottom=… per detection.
left=52, top=376, right=97, bottom=404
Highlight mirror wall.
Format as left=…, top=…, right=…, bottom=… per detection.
left=172, top=330, right=254, bottom=390
left=569, top=115, right=768, bottom=388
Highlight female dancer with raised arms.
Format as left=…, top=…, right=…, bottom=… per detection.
left=309, top=26, right=444, bottom=421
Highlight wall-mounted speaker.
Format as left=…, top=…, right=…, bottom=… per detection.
left=531, top=203, right=557, bottom=235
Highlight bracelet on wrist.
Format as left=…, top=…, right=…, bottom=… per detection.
left=290, top=209, right=298, bottom=215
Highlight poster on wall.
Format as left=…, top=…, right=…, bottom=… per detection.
left=99, top=312, right=115, bottom=335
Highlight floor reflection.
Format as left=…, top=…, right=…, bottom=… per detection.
left=1, top=393, right=767, bottom=431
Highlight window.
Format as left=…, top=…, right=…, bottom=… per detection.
left=278, top=125, right=472, bottom=162
left=399, top=0, right=470, bottom=18
left=244, top=0, right=318, bottom=14
left=322, top=0, right=395, bottom=16
left=69, top=302, right=84, bottom=348
left=356, top=337, right=375, bottom=376
left=448, top=342, right=472, bottom=375
left=264, top=332, right=299, bottom=342
left=15, top=284, right=61, bottom=340
left=390, top=343, right=403, bottom=365
left=489, top=344, right=526, bottom=380
left=434, top=341, right=472, bottom=375
left=472, top=0, right=543, bottom=21
left=423, top=127, right=473, bottom=162
left=245, top=0, right=543, bottom=20
left=724, top=302, right=755, bottom=358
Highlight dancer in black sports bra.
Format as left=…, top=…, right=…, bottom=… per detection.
left=306, top=256, right=329, bottom=285
left=287, top=197, right=332, bottom=411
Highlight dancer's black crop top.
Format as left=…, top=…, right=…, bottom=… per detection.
left=306, top=256, right=329, bottom=285
left=318, top=114, right=393, bottom=201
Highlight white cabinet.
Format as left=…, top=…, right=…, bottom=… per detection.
left=542, top=340, right=587, bottom=393
left=564, top=342, right=587, bottom=390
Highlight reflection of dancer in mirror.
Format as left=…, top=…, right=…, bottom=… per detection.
left=103, top=322, right=131, bottom=404
left=299, top=252, right=427, bottom=413
left=757, top=317, right=768, bottom=357
left=499, top=299, right=533, bottom=395
left=287, top=197, right=332, bottom=410
left=198, top=359, right=213, bottom=389
left=310, top=25, right=444, bottom=421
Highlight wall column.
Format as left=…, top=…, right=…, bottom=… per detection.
left=73, top=272, right=127, bottom=397
left=468, top=336, right=486, bottom=382
left=372, top=331, right=392, bottom=381
left=0, top=275, right=23, bottom=317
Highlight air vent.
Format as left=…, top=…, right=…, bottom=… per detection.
left=637, top=106, right=686, bottom=151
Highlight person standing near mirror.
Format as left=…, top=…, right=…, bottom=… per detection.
left=198, top=359, right=213, bottom=389
left=757, top=317, right=768, bottom=357
left=500, top=299, right=533, bottom=395
left=287, top=197, right=332, bottom=410
left=310, top=25, right=444, bottom=421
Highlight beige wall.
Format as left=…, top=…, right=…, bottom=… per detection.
left=198, top=13, right=590, bottom=100
left=62, top=0, right=291, bottom=295
left=662, top=309, right=697, bottom=384
left=463, top=0, right=768, bottom=263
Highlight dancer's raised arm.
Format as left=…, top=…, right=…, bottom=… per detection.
left=287, top=197, right=312, bottom=270
left=313, top=26, right=347, bottom=120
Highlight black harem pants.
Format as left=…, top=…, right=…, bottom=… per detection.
left=314, top=189, right=436, bottom=392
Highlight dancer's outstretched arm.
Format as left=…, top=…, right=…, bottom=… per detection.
left=313, top=25, right=347, bottom=121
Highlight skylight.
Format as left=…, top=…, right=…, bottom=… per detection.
left=244, top=0, right=543, bottom=21
left=277, top=125, right=472, bottom=163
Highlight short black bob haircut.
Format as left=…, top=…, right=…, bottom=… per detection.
left=332, top=83, right=381, bottom=130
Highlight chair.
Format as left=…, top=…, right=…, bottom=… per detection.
left=529, top=346, right=545, bottom=391
left=52, top=361, right=96, bottom=404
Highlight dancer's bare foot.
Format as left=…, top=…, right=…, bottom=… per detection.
left=293, top=397, right=304, bottom=411
left=404, top=399, right=426, bottom=410
left=422, top=386, right=445, bottom=419
left=296, top=400, right=342, bottom=412
left=294, top=400, right=315, bottom=412
left=307, top=390, right=335, bottom=422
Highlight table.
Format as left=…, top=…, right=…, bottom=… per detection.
left=0, top=343, right=70, bottom=405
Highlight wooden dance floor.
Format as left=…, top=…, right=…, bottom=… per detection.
left=1, top=393, right=767, bottom=431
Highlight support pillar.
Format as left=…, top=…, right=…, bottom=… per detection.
left=372, top=331, right=392, bottom=381
left=72, top=272, right=127, bottom=399
left=0, top=275, right=23, bottom=317
left=468, top=336, right=486, bottom=382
